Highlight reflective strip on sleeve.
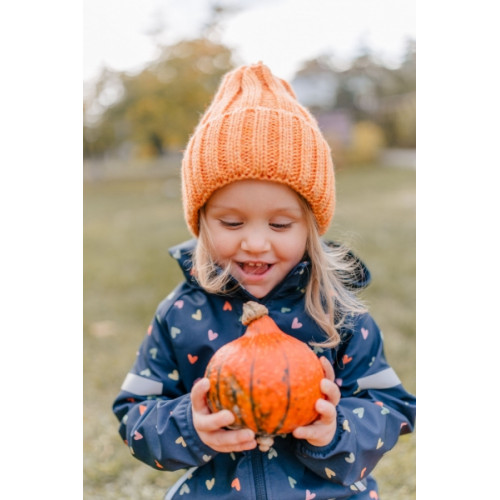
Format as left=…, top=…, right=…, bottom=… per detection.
left=353, top=480, right=367, bottom=491
left=357, top=367, right=401, bottom=390
left=121, top=372, right=163, bottom=396
left=164, top=467, right=198, bottom=500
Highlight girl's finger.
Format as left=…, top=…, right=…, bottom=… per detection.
left=195, top=409, right=235, bottom=433
left=320, top=379, right=341, bottom=406
left=210, top=428, right=256, bottom=449
left=292, top=426, right=309, bottom=441
left=319, top=356, right=335, bottom=381
left=294, top=424, right=333, bottom=447
left=190, top=378, right=210, bottom=413
left=315, top=398, right=336, bottom=424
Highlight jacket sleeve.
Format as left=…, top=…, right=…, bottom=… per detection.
left=112, top=304, right=217, bottom=471
left=293, top=312, right=416, bottom=488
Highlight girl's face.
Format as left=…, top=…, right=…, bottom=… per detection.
left=204, top=180, right=308, bottom=298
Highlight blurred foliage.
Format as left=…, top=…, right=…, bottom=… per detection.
left=83, top=33, right=415, bottom=161
left=83, top=38, right=234, bottom=159
left=345, top=121, right=386, bottom=165
left=294, top=39, right=416, bottom=159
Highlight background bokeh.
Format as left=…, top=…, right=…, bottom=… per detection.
left=84, top=0, right=416, bottom=165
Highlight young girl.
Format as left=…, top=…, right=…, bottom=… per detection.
left=112, top=62, right=416, bottom=499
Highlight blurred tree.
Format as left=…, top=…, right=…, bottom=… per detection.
left=376, top=39, right=416, bottom=147
left=83, top=38, right=234, bottom=159
left=345, top=121, right=386, bottom=164
left=291, top=40, right=416, bottom=151
left=292, top=56, right=339, bottom=112
left=83, top=68, right=125, bottom=158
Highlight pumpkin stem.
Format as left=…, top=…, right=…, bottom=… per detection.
left=242, top=301, right=269, bottom=325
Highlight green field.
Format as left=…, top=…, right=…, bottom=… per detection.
left=83, top=158, right=416, bottom=499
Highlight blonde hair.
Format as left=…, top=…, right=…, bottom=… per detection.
left=191, top=196, right=366, bottom=348
left=300, top=199, right=367, bottom=347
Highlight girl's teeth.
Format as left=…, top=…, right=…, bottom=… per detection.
left=241, top=262, right=269, bottom=275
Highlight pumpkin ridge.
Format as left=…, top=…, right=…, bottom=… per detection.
left=227, top=373, right=250, bottom=429
left=208, top=348, right=233, bottom=413
left=270, top=349, right=291, bottom=435
left=249, top=355, right=264, bottom=434
left=212, top=351, right=226, bottom=412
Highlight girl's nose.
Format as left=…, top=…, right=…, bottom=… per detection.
left=241, top=229, right=271, bottom=253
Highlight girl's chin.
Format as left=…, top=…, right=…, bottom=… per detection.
left=238, top=274, right=278, bottom=298
left=240, top=284, right=271, bottom=299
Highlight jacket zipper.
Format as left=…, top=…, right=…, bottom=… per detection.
left=251, top=449, right=268, bottom=499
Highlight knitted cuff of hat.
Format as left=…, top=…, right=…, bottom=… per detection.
left=181, top=62, right=335, bottom=236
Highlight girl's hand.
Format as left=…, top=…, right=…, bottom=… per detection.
left=292, top=357, right=341, bottom=447
left=191, top=378, right=257, bottom=453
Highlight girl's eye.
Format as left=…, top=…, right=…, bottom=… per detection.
left=219, top=220, right=242, bottom=228
left=270, top=222, right=292, bottom=230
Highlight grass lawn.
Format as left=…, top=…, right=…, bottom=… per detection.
left=83, top=158, right=415, bottom=499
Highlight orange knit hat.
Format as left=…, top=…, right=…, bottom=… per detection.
left=181, top=62, right=335, bottom=236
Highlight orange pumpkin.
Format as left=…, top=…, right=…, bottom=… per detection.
left=205, top=301, right=325, bottom=450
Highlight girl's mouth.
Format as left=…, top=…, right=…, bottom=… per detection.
left=238, top=262, right=272, bottom=276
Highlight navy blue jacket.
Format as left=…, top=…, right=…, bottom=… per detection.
left=112, top=239, right=416, bottom=499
